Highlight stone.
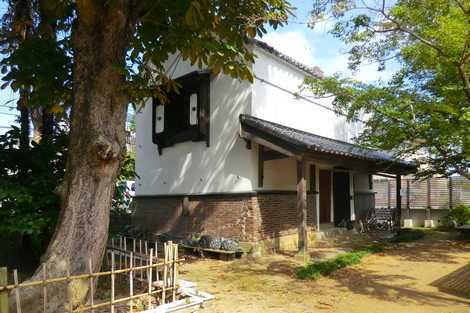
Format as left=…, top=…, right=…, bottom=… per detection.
left=403, top=219, right=414, bottom=228
left=424, top=219, right=435, bottom=228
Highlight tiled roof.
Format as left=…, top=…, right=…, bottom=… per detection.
left=252, top=39, right=323, bottom=78
left=240, top=114, right=416, bottom=172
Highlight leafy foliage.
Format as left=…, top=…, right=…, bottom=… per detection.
left=0, top=126, right=67, bottom=237
left=0, top=0, right=73, bottom=114
left=112, top=152, right=136, bottom=217
left=296, top=245, right=383, bottom=279
left=118, top=151, right=136, bottom=181
left=449, top=204, right=470, bottom=225
left=111, top=182, right=133, bottom=218
left=1, top=0, right=292, bottom=113
left=304, top=0, right=470, bottom=179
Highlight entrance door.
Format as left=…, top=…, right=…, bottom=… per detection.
left=333, top=171, right=351, bottom=226
left=319, top=170, right=331, bottom=223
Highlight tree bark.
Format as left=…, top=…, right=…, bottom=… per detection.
left=13, top=2, right=131, bottom=312
left=18, top=102, right=29, bottom=150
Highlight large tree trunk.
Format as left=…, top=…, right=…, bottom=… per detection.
left=18, top=98, right=29, bottom=151
left=13, top=3, right=131, bottom=312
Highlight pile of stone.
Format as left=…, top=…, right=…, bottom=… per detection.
left=183, top=234, right=241, bottom=252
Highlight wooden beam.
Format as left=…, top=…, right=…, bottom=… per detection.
left=239, top=130, right=296, bottom=157
left=262, top=149, right=288, bottom=161
left=297, top=159, right=308, bottom=254
left=258, top=145, right=264, bottom=188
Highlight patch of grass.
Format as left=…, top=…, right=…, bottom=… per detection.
left=295, top=245, right=383, bottom=280
left=392, top=228, right=426, bottom=242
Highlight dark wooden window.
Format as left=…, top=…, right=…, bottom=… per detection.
left=152, top=70, right=210, bottom=153
left=368, top=174, right=373, bottom=190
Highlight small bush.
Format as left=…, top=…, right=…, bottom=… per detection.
left=449, top=204, right=470, bottom=226
left=435, top=215, right=456, bottom=232
left=392, top=229, right=426, bottom=242
left=295, top=245, right=382, bottom=280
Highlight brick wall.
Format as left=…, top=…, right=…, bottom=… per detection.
left=252, top=193, right=316, bottom=240
left=132, top=192, right=316, bottom=242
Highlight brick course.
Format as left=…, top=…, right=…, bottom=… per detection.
left=132, top=192, right=317, bottom=242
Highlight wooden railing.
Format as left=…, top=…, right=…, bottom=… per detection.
left=0, top=241, right=181, bottom=313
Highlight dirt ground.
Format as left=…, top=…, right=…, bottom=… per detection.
left=180, top=231, right=470, bottom=313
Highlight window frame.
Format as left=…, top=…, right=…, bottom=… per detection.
left=152, top=70, right=210, bottom=154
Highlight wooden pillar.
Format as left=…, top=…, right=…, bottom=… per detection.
left=297, top=159, right=308, bottom=254
left=449, top=176, right=453, bottom=209
left=387, top=180, right=391, bottom=209
left=396, top=175, right=402, bottom=228
left=426, top=178, right=431, bottom=219
left=406, top=179, right=410, bottom=217
left=0, top=267, right=8, bottom=313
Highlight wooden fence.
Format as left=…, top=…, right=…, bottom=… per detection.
left=374, top=175, right=470, bottom=210
left=0, top=240, right=181, bottom=313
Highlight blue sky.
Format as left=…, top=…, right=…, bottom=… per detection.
left=261, top=0, right=396, bottom=81
left=0, top=0, right=395, bottom=134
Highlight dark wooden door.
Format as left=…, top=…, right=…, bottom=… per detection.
left=319, top=170, right=331, bottom=223
left=333, top=171, right=351, bottom=226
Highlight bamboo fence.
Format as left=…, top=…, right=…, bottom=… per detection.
left=0, top=241, right=181, bottom=313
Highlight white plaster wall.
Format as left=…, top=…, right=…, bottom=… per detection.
left=353, top=172, right=372, bottom=192
left=262, top=157, right=297, bottom=190
left=252, top=48, right=362, bottom=142
left=135, top=56, right=256, bottom=195
left=136, top=48, right=368, bottom=196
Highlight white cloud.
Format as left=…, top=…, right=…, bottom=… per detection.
left=319, top=53, right=349, bottom=76
left=261, top=31, right=315, bottom=67
left=261, top=30, right=395, bottom=83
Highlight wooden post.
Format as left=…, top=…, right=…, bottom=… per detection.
left=42, top=264, right=47, bottom=313
left=0, top=267, right=8, bottom=313
left=396, top=175, right=402, bottom=228
left=129, top=252, right=134, bottom=313
left=406, top=179, right=410, bottom=217
left=88, top=259, right=95, bottom=313
left=120, top=236, right=124, bottom=270
left=148, top=249, right=153, bottom=309
left=162, top=243, right=168, bottom=305
left=426, top=178, right=432, bottom=219
left=124, top=237, right=128, bottom=268
left=155, top=242, right=159, bottom=281
left=13, top=270, right=20, bottom=313
left=66, top=263, right=72, bottom=313
left=297, top=159, right=308, bottom=254
left=111, top=252, right=115, bottom=313
left=172, top=244, right=178, bottom=302
left=449, top=176, right=453, bottom=209
left=139, top=240, right=143, bottom=280
left=387, top=180, right=391, bottom=209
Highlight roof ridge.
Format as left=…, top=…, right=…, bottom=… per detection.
left=241, top=114, right=365, bottom=150
left=251, top=39, right=323, bottom=78
left=239, top=114, right=413, bottom=168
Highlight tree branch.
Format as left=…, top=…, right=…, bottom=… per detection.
left=454, top=0, right=470, bottom=15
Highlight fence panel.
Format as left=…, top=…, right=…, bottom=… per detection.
left=374, top=175, right=470, bottom=210
left=0, top=239, right=181, bottom=313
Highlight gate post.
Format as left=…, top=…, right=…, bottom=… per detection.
left=0, top=267, right=9, bottom=313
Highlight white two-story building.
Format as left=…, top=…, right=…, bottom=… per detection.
left=133, top=39, right=414, bottom=252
